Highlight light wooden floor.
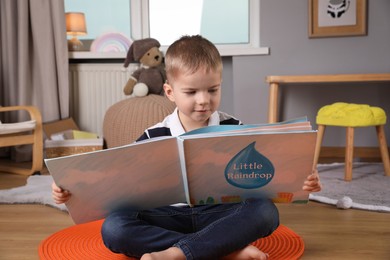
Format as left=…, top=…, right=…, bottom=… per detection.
left=1, top=171, right=389, bottom=260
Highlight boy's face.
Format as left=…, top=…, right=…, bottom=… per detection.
left=164, top=68, right=221, bottom=132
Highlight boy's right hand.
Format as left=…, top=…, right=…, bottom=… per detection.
left=52, top=181, right=71, bottom=204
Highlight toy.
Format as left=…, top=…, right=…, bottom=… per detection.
left=336, top=196, right=353, bottom=209
left=123, top=38, right=166, bottom=97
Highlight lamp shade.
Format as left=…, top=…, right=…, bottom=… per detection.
left=66, top=12, right=87, bottom=36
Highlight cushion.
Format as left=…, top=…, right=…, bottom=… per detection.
left=316, top=102, right=387, bottom=127
left=0, top=120, right=36, bottom=135
left=39, top=219, right=305, bottom=260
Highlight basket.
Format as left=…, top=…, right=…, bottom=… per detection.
left=45, top=139, right=103, bottom=158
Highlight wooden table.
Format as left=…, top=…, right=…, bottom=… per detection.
left=266, top=73, right=390, bottom=123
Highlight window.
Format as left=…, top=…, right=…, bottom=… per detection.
left=148, top=0, right=248, bottom=45
left=65, top=0, right=131, bottom=41
left=65, top=0, right=268, bottom=57
left=132, top=0, right=268, bottom=56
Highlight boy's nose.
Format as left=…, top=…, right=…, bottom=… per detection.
left=196, top=92, right=209, bottom=105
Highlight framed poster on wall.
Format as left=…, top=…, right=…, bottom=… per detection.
left=308, top=0, right=367, bottom=38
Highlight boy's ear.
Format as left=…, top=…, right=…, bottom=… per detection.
left=164, top=83, right=175, bottom=102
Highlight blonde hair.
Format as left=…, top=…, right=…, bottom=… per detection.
left=165, top=35, right=222, bottom=83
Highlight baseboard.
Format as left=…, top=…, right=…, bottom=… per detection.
left=318, top=146, right=389, bottom=163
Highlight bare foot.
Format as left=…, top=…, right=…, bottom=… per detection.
left=140, top=247, right=186, bottom=260
left=222, top=244, right=269, bottom=260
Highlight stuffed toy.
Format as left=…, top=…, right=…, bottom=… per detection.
left=123, top=38, right=166, bottom=97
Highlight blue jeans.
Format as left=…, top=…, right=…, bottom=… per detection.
left=101, top=198, right=279, bottom=260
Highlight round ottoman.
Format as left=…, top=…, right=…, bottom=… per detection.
left=103, top=94, right=176, bottom=148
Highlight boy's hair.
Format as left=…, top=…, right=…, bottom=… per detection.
left=165, top=35, right=222, bottom=82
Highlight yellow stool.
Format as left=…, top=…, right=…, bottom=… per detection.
left=312, top=102, right=390, bottom=181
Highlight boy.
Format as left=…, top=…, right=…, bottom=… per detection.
left=53, top=35, right=321, bottom=260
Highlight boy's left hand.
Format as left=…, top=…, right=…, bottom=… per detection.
left=302, top=170, right=322, bottom=192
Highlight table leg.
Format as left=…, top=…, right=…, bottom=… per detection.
left=268, top=83, right=279, bottom=123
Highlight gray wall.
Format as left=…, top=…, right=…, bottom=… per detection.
left=221, top=0, right=390, bottom=147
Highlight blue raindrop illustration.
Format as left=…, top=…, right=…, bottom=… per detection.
left=224, top=141, right=274, bottom=189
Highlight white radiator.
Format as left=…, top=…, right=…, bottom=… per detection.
left=69, top=63, right=138, bottom=138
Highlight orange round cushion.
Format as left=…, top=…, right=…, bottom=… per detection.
left=39, top=219, right=304, bottom=260
left=316, top=102, right=387, bottom=127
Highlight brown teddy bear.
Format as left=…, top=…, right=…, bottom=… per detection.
left=123, top=38, right=166, bottom=97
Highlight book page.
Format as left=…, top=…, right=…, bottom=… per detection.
left=182, top=117, right=311, bottom=137
left=182, top=131, right=316, bottom=205
left=46, top=137, right=186, bottom=224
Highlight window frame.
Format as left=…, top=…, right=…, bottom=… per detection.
left=130, top=0, right=269, bottom=56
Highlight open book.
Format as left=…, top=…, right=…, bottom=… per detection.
left=45, top=117, right=317, bottom=224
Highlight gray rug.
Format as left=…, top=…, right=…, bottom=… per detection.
left=0, top=162, right=389, bottom=213
left=310, top=162, right=390, bottom=213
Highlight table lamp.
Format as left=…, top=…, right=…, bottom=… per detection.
left=66, top=12, right=87, bottom=51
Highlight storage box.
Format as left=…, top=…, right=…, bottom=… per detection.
left=45, top=139, right=103, bottom=158
left=50, top=130, right=99, bottom=140
left=43, top=118, right=79, bottom=139
left=43, top=118, right=103, bottom=158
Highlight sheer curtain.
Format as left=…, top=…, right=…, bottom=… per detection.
left=0, top=0, right=69, bottom=160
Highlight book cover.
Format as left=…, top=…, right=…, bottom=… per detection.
left=46, top=137, right=186, bottom=224
left=45, top=118, right=317, bottom=224
left=181, top=132, right=316, bottom=205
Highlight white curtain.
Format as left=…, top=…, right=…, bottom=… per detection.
left=0, top=0, right=69, bottom=160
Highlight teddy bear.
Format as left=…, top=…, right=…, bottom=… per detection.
left=123, top=38, right=166, bottom=97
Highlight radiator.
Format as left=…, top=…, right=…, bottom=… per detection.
left=69, top=63, right=138, bottom=138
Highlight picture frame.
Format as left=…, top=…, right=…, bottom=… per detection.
left=308, top=0, right=367, bottom=38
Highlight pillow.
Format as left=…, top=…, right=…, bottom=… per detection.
left=0, top=120, right=36, bottom=135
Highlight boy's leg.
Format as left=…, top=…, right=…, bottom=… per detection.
left=102, top=198, right=279, bottom=259
left=101, top=205, right=196, bottom=258
left=174, top=198, right=279, bottom=260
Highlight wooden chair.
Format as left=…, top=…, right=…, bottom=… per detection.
left=0, top=106, right=43, bottom=175
left=312, top=102, right=390, bottom=181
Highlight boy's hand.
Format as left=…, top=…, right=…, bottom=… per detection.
left=52, top=181, right=71, bottom=204
left=302, top=170, right=322, bottom=192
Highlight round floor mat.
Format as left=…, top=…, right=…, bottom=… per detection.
left=39, top=220, right=304, bottom=260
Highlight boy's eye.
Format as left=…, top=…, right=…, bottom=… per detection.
left=209, top=87, right=220, bottom=94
